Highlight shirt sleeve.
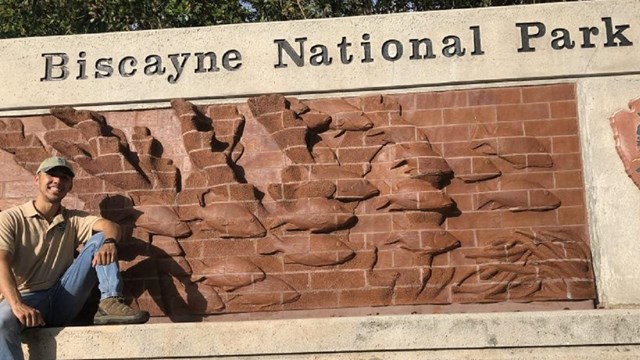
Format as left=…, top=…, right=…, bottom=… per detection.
left=66, top=210, right=101, bottom=246
left=0, top=211, right=16, bottom=254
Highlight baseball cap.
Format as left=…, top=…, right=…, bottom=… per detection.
left=36, top=156, right=75, bottom=177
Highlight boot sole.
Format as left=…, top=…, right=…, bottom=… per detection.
left=94, top=313, right=150, bottom=325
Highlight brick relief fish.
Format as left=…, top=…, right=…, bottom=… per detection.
left=475, top=179, right=561, bottom=212
left=471, top=124, right=553, bottom=169
left=228, top=276, right=301, bottom=308
left=133, top=203, right=192, bottom=238
left=258, top=234, right=355, bottom=267
left=453, top=157, right=502, bottom=183
left=267, top=197, right=356, bottom=233
left=374, top=178, right=454, bottom=212
left=303, top=98, right=374, bottom=136
left=180, top=191, right=266, bottom=238
left=190, top=258, right=266, bottom=291
left=390, top=143, right=453, bottom=186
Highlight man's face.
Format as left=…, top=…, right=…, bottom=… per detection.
left=35, top=167, right=73, bottom=203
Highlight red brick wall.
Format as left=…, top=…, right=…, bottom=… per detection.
left=0, top=83, right=593, bottom=320
left=394, top=84, right=591, bottom=303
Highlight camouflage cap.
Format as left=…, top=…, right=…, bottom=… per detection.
left=36, top=156, right=75, bottom=177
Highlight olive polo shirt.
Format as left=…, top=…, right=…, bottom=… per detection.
left=0, top=201, right=100, bottom=295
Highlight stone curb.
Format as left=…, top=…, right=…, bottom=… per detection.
left=22, top=309, right=640, bottom=359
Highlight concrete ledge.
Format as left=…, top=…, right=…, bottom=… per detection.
left=22, top=309, right=640, bottom=359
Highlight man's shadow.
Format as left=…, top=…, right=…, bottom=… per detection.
left=22, top=326, right=61, bottom=359
left=118, top=236, right=207, bottom=323
left=71, top=195, right=206, bottom=324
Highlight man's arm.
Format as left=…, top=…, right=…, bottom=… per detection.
left=91, top=219, right=121, bottom=267
left=0, top=250, right=45, bottom=327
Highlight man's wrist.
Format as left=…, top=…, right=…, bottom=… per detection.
left=7, top=296, right=24, bottom=307
left=103, top=238, right=116, bottom=245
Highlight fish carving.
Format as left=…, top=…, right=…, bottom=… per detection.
left=286, top=97, right=332, bottom=132
left=300, top=112, right=332, bottom=132
left=385, top=230, right=461, bottom=257
left=267, top=180, right=336, bottom=201
left=329, top=114, right=374, bottom=135
left=229, top=276, right=301, bottom=308
left=476, top=179, right=561, bottom=212
left=304, top=98, right=374, bottom=136
left=134, top=204, right=192, bottom=238
left=390, top=143, right=453, bottom=186
left=279, top=165, right=379, bottom=200
left=183, top=192, right=266, bottom=238
left=374, top=179, right=453, bottom=212
left=190, top=258, right=266, bottom=291
left=335, top=179, right=380, bottom=201
left=259, top=234, right=355, bottom=266
left=268, top=197, right=356, bottom=233
left=471, top=125, right=553, bottom=169
left=454, top=158, right=502, bottom=183
left=98, top=194, right=191, bottom=238
left=196, top=203, right=266, bottom=238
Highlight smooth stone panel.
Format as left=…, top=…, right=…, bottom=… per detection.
left=0, top=0, right=638, bottom=115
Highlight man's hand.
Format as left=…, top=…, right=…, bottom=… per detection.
left=0, top=250, right=44, bottom=327
left=92, top=242, right=117, bottom=267
left=12, top=302, right=45, bottom=327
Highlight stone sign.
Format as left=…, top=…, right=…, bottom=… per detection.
left=0, top=0, right=638, bottom=114
left=1, top=0, right=640, bottom=322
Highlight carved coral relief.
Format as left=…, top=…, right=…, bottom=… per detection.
left=0, top=85, right=594, bottom=318
left=454, top=230, right=593, bottom=302
left=611, top=97, right=640, bottom=189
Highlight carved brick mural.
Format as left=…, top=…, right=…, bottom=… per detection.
left=0, top=83, right=594, bottom=319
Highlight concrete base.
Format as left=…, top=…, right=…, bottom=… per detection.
left=22, top=309, right=640, bottom=359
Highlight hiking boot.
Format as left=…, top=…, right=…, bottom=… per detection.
left=93, top=297, right=150, bottom=325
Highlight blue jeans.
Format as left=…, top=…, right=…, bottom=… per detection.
left=0, top=233, right=123, bottom=360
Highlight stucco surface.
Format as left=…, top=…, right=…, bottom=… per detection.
left=578, top=76, right=640, bottom=307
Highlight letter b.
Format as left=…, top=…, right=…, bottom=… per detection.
left=41, top=53, right=69, bottom=81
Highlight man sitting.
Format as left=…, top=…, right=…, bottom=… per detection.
left=0, top=156, right=149, bottom=360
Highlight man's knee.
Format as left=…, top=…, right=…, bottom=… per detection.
left=0, top=307, right=24, bottom=360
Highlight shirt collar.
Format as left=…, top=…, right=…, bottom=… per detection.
left=20, top=201, right=66, bottom=222
left=20, top=201, right=39, bottom=218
